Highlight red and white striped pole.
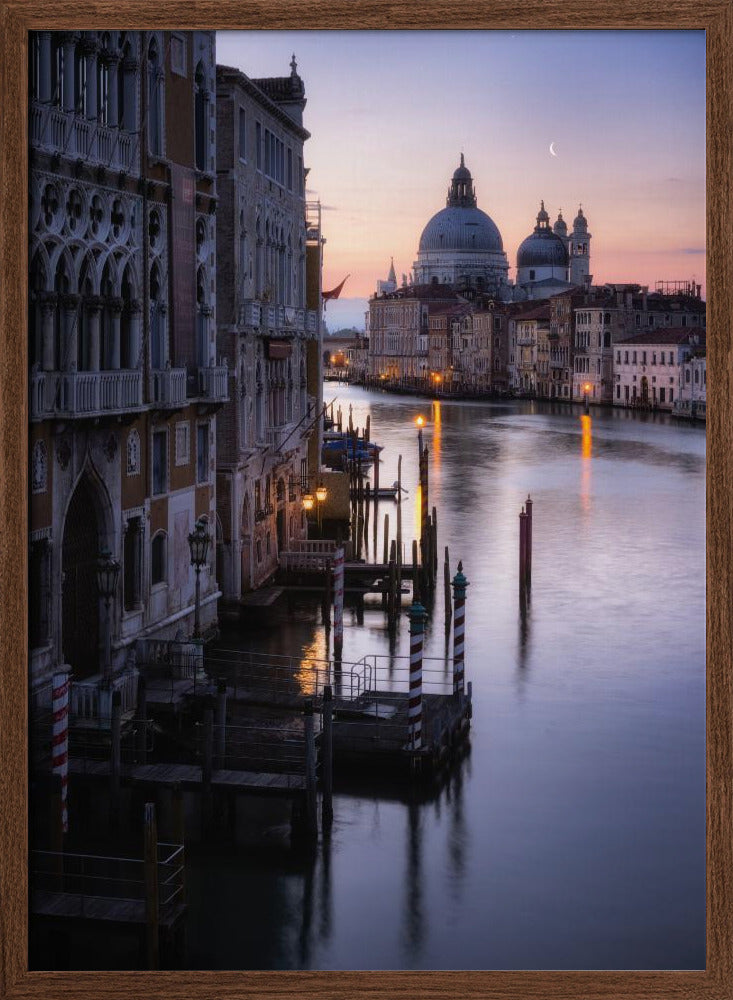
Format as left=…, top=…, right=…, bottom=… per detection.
left=52, top=671, right=71, bottom=834
left=333, top=546, right=345, bottom=659
left=408, top=600, right=427, bottom=750
left=452, top=561, right=469, bottom=697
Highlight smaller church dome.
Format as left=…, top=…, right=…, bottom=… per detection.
left=553, top=210, right=567, bottom=236
left=517, top=201, right=569, bottom=269
left=573, top=205, right=588, bottom=230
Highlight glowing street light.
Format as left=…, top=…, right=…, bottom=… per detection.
left=188, top=518, right=211, bottom=639
left=302, top=494, right=315, bottom=512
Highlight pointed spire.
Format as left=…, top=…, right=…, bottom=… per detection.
left=290, top=53, right=298, bottom=76
left=387, top=257, right=396, bottom=283
left=460, top=152, right=465, bottom=168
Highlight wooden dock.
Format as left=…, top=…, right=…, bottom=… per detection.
left=330, top=689, right=471, bottom=777
left=69, top=759, right=306, bottom=796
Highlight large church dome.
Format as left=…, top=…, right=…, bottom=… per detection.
left=419, top=206, right=504, bottom=254
left=412, top=155, right=509, bottom=289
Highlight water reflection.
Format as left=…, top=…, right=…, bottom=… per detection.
left=403, top=797, right=425, bottom=962
left=580, top=413, right=592, bottom=516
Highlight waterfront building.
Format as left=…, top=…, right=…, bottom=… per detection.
left=29, top=31, right=225, bottom=720
left=214, top=60, right=322, bottom=598
left=674, top=350, right=707, bottom=420
left=572, top=284, right=705, bottom=405
left=548, top=290, right=582, bottom=400
left=510, top=304, right=551, bottom=395
left=369, top=156, right=589, bottom=384
left=613, top=330, right=705, bottom=410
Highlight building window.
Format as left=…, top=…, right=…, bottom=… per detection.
left=175, top=421, right=190, bottom=466
left=256, top=121, right=262, bottom=169
left=29, top=539, right=51, bottom=648
left=148, top=38, right=163, bottom=156
left=127, top=429, right=141, bottom=476
left=194, top=61, right=208, bottom=172
left=660, top=388, right=666, bottom=403
left=152, top=430, right=167, bottom=495
left=31, top=440, right=47, bottom=494
left=170, top=34, right=187, bottom=77
left=124, top=517, right=143, bottom=610
left=287, top=147, right=293, bottom=190
left=151, top=532, right=167, bottom=585
left=529, top=270, right=535, bottom=280
left=197, top=423, right=209, bottom=483
left=238, top=107, right=246, bottom=160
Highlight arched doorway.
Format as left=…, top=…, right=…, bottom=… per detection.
left=62, top=478, right=101, bottom=679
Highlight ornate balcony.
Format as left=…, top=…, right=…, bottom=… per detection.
left=150, top=368, right=187, bottom=408
left=71, top=665, right=139, bottom=728
left=239, top=300, right=262, bottom=327
left=30, top=102, right=138, bottom=174
left=30, top=369, right=143, bottom=421
left=198, top=364, right=229, bottom=402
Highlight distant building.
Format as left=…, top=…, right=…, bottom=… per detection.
left=675, top=350, right=707, bottom=420
left=613, top=330, right=705, bottom=410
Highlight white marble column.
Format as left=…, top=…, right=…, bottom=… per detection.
left=109, top=298, right=122, bottom=369
left=87, top=297, right=102, bottom=372
left=41, top=296, right=56, bottom=371
left=83, top=36, right=98, bottom=121
left=39, top=33, right=52, bottom=103
left=62, top=34, right=76, bottom=114
left=106, top=55, right=119, bottom=128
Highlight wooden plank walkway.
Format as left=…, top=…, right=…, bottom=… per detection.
left=236, top=586, right=285, bottom=608
left=69, top=759, right=305, bottom=794
left=32, top=891, right=185, bottom=928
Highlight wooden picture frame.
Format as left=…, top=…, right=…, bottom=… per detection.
left=0, top=3, right=730, bottom=998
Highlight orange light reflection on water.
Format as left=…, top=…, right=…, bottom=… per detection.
left=580, top=414, right=592, bottom=513
left=296, top=631, right=329, bottom=696
left=431, top=400, right=442, bottom=471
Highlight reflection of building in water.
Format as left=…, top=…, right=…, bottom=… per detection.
left=403, top=798, right=425, bottom=962
left=431, top=400, right=442, bottom=470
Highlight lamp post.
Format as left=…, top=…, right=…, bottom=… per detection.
left=96, top=548, right=121, bottom=684
left=188, top=517, right=211, bottom=640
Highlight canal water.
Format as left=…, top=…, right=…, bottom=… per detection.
left=187, top=386, right=706, bottom=971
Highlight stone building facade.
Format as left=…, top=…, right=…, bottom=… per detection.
left=215, top=61, right=322, bottom=599
left=29, top=31, right=226, bottom=718
left=613, top=330, right=705, bottom=410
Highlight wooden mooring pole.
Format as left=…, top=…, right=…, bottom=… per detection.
left=519, top=506, right=529, bottom=593
left=525, top=494, right=533, bottom=587
left=304, top=699, right=318, bottom=840
left=144, top=801, right=160, bottom=970
left=412, top=539, right=421, bottom=604
left=444, top=547, right=452, bottom=631
left=202, top=701, right=214, bottom=836
left=333, top=546, right=345, bottom=661
left=452, top=561, right=469, bottom=698
left=136, top=674, right=148, bottom=765
left=408, top=600, right=428, bottom=751
left=110, top=689, right=122, bottom=828
left=216, top=679, right=227, bottom=766
left=322, top=685, right=334, bottom=831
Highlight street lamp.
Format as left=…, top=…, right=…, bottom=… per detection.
left=96, top=548, right=120, bottom=683
left=188, top=517, right=210, bottom=639
left=315, top=482, right=328, bottom=532
left=583, top=381, right=591, bottom=414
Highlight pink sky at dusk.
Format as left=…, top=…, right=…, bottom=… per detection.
left=217, top=30, right=706, bottom=328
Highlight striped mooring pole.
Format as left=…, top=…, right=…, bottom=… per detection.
left=451, top=561, right=469, bottom=697
left=408, top=600, right=428, bottom=751
left=333, top=545, right=345, bottom=659
left=52, top=671, right=71, bottom=833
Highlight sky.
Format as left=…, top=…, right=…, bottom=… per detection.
left=217, top=31, right=706, bottom=331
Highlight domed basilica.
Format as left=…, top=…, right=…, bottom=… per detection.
left=407, top=155, right=591, bottom=300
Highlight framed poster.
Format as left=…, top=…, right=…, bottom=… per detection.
left=0, top=3, right=730, bottom=999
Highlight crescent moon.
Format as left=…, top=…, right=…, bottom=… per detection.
left=550, top=142, right=558, bottom=157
